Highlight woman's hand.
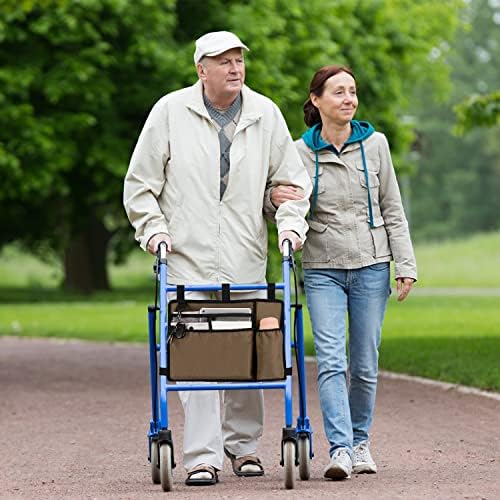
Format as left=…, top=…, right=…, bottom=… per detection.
left=271, top=185, right=305, bottom=208
left=396, top=277, right=415, bottom=302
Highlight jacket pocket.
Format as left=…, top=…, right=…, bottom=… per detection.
left=370, top=216, right=391, bottom=258
left=356, top=155, right=380, bottom=174
left=358, top=170, right=380, bottom=189
left=302, top=219, right=329, bottom=263
left=356, top=154, right=380, bottom=192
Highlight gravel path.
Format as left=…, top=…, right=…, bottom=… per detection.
left=1, top=336, right=499, bottom=499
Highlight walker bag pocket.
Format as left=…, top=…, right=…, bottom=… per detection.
left=166, top=299, right=285, bottom=382
left=169, top=329, right=254, bottom=381
left=255, top=328, right=285, bottom=381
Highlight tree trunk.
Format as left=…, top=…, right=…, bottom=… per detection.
left=63, top=217, right=112, bottom=293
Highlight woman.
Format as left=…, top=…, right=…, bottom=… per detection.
left=271, top=65, right=417, bottom=480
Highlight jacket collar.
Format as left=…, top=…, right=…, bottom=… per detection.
left=186, top=80, right=262, bottom=130
left=302, top=135, right=372, bottom=162
left=302, top=120, right=375, bottom=155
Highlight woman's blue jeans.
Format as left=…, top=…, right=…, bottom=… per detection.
left=304, top=264, right=391, bottom=457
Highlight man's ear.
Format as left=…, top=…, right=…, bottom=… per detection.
left=196, top=62, right=206, bottom=81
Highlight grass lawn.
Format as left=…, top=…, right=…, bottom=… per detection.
left=1, top=302, right=147, bottom=342
left=414, top=231, right=500, bottom=287
left=380, top=295, right=500, bottom=391
left=1, top=232, right=500, bottom=392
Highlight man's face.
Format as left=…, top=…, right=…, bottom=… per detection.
left=197, top=48, right=245, bottom=100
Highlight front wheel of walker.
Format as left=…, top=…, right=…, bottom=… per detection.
left=151, top=441, right=160, bottom=484
left=283, top=441, right=296, bottom=489
left=160, top=443, right=173, bottom=491
left=298, top=436, right=311, bottom=480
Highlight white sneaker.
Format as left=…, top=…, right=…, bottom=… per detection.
left=353, top=441, right=377, bottom=473
left=324, top=448, right=352, bottom=480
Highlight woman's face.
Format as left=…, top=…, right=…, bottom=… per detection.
left=311, top=71, right=358, bottom=125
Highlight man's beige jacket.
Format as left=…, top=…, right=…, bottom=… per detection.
left=295, top=133, right=417, bottom=280
left=124, top=80, right=311, bottom=284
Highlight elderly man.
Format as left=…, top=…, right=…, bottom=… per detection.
left=124, top=31, right=311, bottom=486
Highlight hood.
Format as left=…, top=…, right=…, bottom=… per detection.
left=302, top=120, right=375, bottom=151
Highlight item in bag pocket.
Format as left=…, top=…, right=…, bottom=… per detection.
left=171, top=310, right=204, bottom=323
left=200, top=307, right=252, bottom=329
left=259, top=316, right=280, bottom=330
left=184, top=322, right=210, bottom=331
left=211, top=320, right=252, bottom=330
left=199, top=307, right=252, bottom=318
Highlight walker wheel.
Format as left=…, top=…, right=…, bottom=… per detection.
left=160, top=443, right=173, bottom=491
left=151, top=441, right=160, bottom=484
left=298, top=436, right=311, bottom=480
left=283, top=441, right=296, bottom=489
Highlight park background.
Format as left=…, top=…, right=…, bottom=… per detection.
left=0, top=0, right=499, bottom=392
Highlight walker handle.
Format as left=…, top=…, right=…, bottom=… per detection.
left=282, top=238, right=292, bottom=258
left=157, top=241, right=169, bottom=262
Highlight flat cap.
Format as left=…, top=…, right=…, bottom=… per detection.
left=194, top=31, right=249, bottom=64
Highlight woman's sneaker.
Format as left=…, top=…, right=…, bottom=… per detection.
left=324, top=448, right=352, bottom=479
left=353, top=441, right=377, bottom=473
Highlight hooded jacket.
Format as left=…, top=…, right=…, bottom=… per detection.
left=296, top=120, right=417, bottom=280
left=123, top=80, right=312, bottom=285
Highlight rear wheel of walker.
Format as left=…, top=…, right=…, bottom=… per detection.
left=283, top=441, right=296, bottom=489
left=298, top=436, right=311, bottom=480
left=160, top=443, right=173, bottom=491
left=151, top=441, right=160, bottom=484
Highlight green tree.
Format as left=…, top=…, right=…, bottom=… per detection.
left=0, top=0, right=183, bottom=291
left=454, top=91, right=500, bottom=133
left=229, top=0, right=462, bottom=167
left=0, top=0, right=463, bottom=291
left=410, top=0, right=500, bottom=241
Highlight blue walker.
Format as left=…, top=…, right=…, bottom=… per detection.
left=146, top=240, right=313, bottom=490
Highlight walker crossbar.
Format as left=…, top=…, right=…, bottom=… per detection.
left=164, top=283, right=285, bottom=293
left=162, top=381, right=288, bottom=391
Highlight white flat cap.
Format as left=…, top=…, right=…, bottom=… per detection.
left=194, top=31, right=249, bottom=64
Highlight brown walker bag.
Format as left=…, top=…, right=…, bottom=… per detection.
left=166, top=299, right=285, bottom=382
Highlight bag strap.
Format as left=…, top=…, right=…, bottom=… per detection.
left=176, top=285, right=186, bottom=309
left=267, top=283, right=276, bottom=300
left=221, top=283, right=230, bottom=302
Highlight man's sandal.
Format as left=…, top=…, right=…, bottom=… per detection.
left=224, top=448, right=264, bottom=477
left=185, top=464, right=219, bottom=486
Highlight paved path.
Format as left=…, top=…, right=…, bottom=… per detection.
left=1, top=336, right=499, bottom=499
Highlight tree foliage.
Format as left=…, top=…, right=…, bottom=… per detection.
left=409, top=0, right=500, bottom=242
left=0, top=0, right=463, bottom=291
left=454, top=91, right=500, bottom=134
left=0, top=0, right=181, bottom=290
left=227, top=0, right=461, bottom=170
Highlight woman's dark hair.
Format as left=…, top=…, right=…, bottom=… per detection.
left=303, top=65, right=356, bottom=127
